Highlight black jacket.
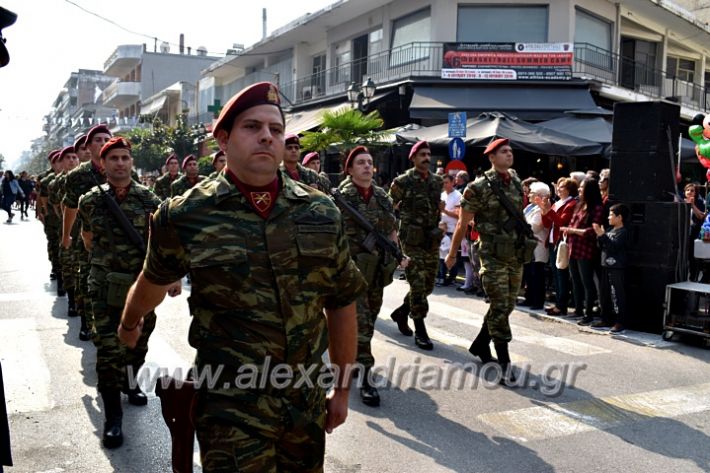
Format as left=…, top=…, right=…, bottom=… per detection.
left=597, top=226, right=629, bottom=269
left=0, top=363, right=11, bottom=467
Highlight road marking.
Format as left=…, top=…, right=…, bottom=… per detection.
left=478, top=382, right=710, bottom=442
left=428, top=301, right=611, bottom=357
left=0, top=319, right=53, bottom=413
left=381, top=305, right=528, bottom=362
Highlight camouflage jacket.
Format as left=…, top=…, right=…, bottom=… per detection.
left=170, top=174, right=206, bottom=197
left=154, top=172, right=180, bottom=200
left=63, top=160, right=105, bottom=210
left=336, top=178, right=397, bottom=258
left=461, top=168, right=524, bottom=243
left=143, top=171, right=366, bottom=396
left=34, top=169, right=52, bottom=196
left=48, top=172, right=66, bottom=217
left=280, top=163, right=332, bottom=193
left=39, top=172, right=56, bottom=199
left=78, top=182, right=160, bottom=273
left=206, top=170, right=224, bottom=180
left=389, top=168, right=443, bottom=233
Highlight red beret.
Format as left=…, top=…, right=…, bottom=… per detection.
left=408, top=141, right=430, bottom=160
left=302, top=151, right=320, bottom=166
left=99, top=137, right=131, bottom=159
left=48, top=149, right=60, bottom=162
left=212, top=150, right=225, bottom=165
left=58, top=146, right=76, bottom=161
left=165, top=153, right=179, bottom=166
left=285, top=133, right=300, bottom=146
left=86, top=124, right=112, bottom=144
left=182, top=154, right=197, bottom=169
left=73, top=135, right=87, bottom=153
left=213, top=81, right=282, bottom=136
left=484, top=138, right=510, bottom=155
left=344, top=146, right=370, bottom=175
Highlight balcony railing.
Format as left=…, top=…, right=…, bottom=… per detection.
left=102, top=81, right=141, bottom=108
left=574, top=42, right=709, bottom=111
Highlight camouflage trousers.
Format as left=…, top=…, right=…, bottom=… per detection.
left=480, top=254, right=523, bottom=343
left=88, top=266, right=156, bottom=392
left=59, top=225, right=81, bottom=290
left=195, top=389, right=326, bottom=473
left=44, top=218, right=61, bottom=272
left=402, top=244, right=439, bottom=320
left=355, top=280, right=385, bottom=368
left=74, top=242, right=89, bottom=320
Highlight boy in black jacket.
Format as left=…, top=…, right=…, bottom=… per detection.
left=592, top=203, right=630, bottom=333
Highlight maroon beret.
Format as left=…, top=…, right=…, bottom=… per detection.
left=86, top=124, right=112, bottom=144
left=58, top=146, right=76, bottom=161
left=483, top=138, right=510, bottom=155
left=99, top=137, right=131, bottom=159
left=182, top=154, right=197, bottom=169
left=302, top=151, right=320, bottom=166
left=213, top=82, right=282, bottom=136
left=212, top=150, right=225, bottom=165
left=48, top=149, right=60, bottom=161
left=165, top=153, right=179, bottom=166
left=73, top=135, right=87, bottom=153
left=408, top=141, right=430, bottom=160
left=344, top=146, right=370, bottom=175
left=285, top=133, right=300, bottom=146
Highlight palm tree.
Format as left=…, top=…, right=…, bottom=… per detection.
left=299, top=108, right=386, bottom=154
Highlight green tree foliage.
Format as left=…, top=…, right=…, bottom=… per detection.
left=120, top=116, right=198, bottom=173
left=299, top=108, right=386, bottom=153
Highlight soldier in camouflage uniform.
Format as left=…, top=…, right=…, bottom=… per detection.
left=153, top=153, right=180, bottom=199
left=388, top=141, right=442, bottom=351
left=119, top=82, right=366, bottom=473
left=36, top=150, right=60, bottom=279
left=39, top=153, right=63, bottom=294
left=336, top=146, right=401, bottom=407
left=50, top=146, right=80, bottom=312
left=74, top=133, right=92, bottom=164
left=280, top=133, right=331, bottom=192
left=170, top=154, right=206, bottom=197
left=63, top=124, right=112, bottom=341
left=207, top=150, right=227, bottom=179
left=446, top=138, right=525, bottom=383
left=78, top=137, right=163, bottom=449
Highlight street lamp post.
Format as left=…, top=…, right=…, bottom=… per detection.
left=347, top=77, right=376, bottom=112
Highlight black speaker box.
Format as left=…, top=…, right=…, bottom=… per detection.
left=609, top=101, right=680, bottom=202
left=620, top=201, right=689, bottom=332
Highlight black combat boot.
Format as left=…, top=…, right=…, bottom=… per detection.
left=49, top=270, right=57, bottom=280
left=413, top=318, right=434, bottom=350
left=56, top=274, right=66, bottom=297
left=390, top=300, right=413, bottom=336
left=468, top=322, right=495, bottom=363
left=493, top=342, right=516, bottom=386
left=359, top=367, right=380, bottom=407
left=78, top=313, right=91, bottom=341
left=101, top=390, right=123, bottom=449
left=67, top=288, right=78, bottom=317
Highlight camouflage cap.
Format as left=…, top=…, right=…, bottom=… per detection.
left=100, top=137, right=131, bottom=159
left=213, top=81, right=282, bottom=136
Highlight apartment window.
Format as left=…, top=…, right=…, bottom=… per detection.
left=369, top=28, right=385, bottom=74
left=390, top=8, right=431, bottom=67
left=667, top=56, right=696, bottom=83
left=457, top=6, right=548, bottom=42
left=575, top=9, right=612, bottom=51
left=335, top=49, right=351, bottom=84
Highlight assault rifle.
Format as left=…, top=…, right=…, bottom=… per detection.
left=484, top=174, right=535, bottom=240
left=331, top=188, right=404, bottom=263
left=90, top=173, right=146, bottom=253
left=155, top=376, right=196, bottom=473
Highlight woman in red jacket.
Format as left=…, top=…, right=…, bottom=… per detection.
left=541, top=177, right=578, bottom=315
left=561, top=178, right=605, bottom=325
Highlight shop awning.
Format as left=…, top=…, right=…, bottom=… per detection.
left=139, top=95, right=167, bottom=116
left=409, top=85, right=598, bottom=121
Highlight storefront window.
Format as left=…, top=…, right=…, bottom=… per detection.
left=457, top=6, right=548, bottom=43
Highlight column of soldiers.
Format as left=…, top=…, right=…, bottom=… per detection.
left=152, top=153, right=180, bottom=200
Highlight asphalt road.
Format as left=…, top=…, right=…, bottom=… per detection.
left=1, top=217, right=710, bottom=473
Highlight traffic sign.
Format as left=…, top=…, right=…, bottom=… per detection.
left=449, top=137, right=465, bottom=160
left=448, top=112, right=467, bottom=137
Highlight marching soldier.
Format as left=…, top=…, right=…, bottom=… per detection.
left=335, top=146, right=402, bottom=407
left=63, top=124, right=112, bottom=341
left=388, top=141, right=442, bottom=350
left=153, top=153, right=180, bottom=200
left=280, top=133, right=331, bottom=192
left=36, top=150, right=59, bottom=279
left=119, top=82, right=366, bottom=472
left=170, top=154, right=205, bottom=197
left=39, top=152, right=64, bottom=294
left=207, top=150, right=227, bottom=179
left=74, top=134, right=92, bottom=163
left=49, top=146, right=80, bottom=311
left=78, top=137, right=164, bottom=449
left=446, top=138, right=528, bottom=383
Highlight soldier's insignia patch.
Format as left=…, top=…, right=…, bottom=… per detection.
left=251, top=191, right=271, bottom=211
